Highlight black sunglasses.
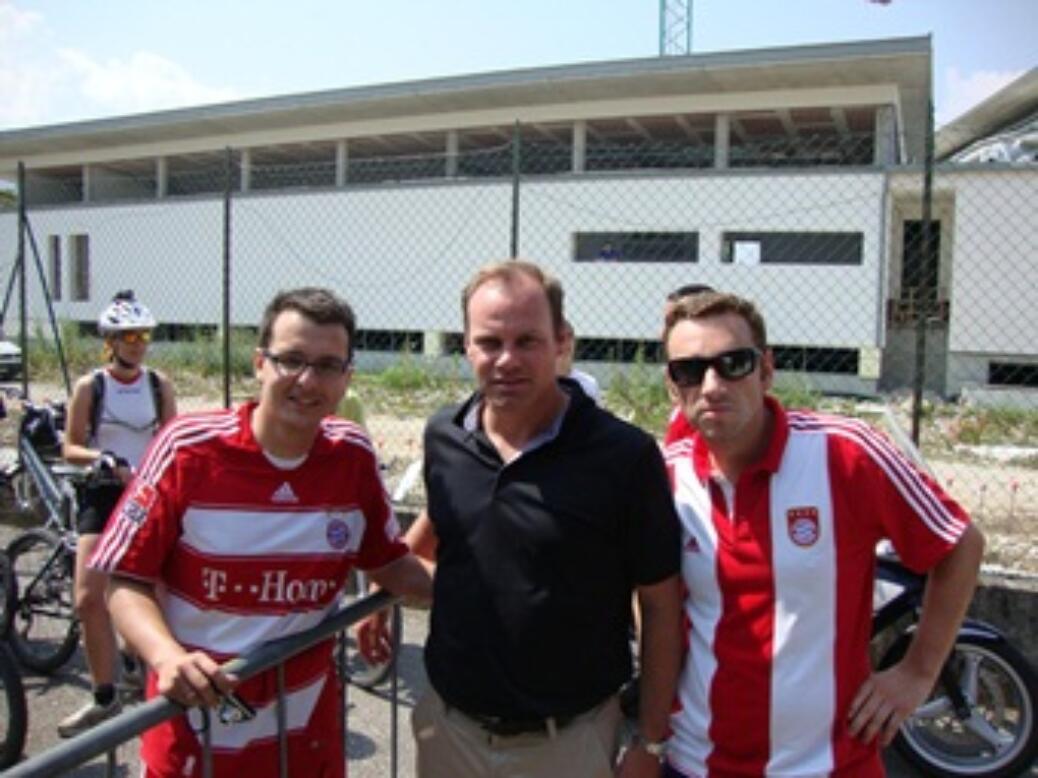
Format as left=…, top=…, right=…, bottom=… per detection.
left=667, top=347, right=761, bottom=387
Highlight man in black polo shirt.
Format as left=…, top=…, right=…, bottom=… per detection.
left=376, top=260, right=682, bottom=777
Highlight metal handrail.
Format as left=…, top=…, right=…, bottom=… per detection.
left=4, top=589, right=399, bottom=777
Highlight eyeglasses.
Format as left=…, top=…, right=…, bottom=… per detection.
left=119, top=330, right=151, bottom=344
left=263, top=350, right=350, bottom=379
left=667, top=347, right=761, bottom=388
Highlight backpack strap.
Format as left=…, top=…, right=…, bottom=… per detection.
left=89, top=369, right=105, bottom=440
left=147, top=368, right=162, bottom=423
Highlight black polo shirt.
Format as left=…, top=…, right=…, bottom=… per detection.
left=423, top=380, right=681, bottom=720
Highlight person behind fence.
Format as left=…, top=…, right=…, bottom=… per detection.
left=659, top=290, right=984, bottom=777
left=58, top=290, right=177, bottom=737
left=92, top=287, right=434, bottom=778
left=362, top=260, right=682, bottom=778
left=556, top=318, right=602, bottom=405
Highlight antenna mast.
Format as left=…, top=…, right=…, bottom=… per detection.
left=659, top=0, right=693, bottom=56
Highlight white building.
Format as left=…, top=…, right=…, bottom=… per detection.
left=1, top=36, right=1034, bottom=398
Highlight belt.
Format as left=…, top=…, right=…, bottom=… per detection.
left=457, top=708, right=576, bottom=737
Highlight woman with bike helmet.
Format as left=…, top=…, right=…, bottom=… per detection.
left=58, top=290, right=176, bottom=737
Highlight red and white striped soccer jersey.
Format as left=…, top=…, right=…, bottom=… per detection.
left=92, top=402, right=407, bottom=778
left=663, top=397, right=969, bottom=777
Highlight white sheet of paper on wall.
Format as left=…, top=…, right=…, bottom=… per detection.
left=733, top=241, right=761, bottom=265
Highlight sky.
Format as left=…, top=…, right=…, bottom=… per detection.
left=0, top=0, right=1035, bottom=133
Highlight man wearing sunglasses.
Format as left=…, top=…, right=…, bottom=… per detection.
left=59, top=290, right=177, bottom=737
left=93, top=287, right=433, bottom=778
left=660, top=291, right=983, bottom=778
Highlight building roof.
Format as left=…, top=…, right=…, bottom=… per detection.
left=0, top=35, right=931, bottom=174
left=936, top=68, right=1038, bottom=161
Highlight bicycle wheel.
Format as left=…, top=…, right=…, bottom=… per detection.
left=6, top=528, right=80, bottom=674
left=0, top=643, right=27, bottom=769
left=341, top=570, right=402, bottom=689
left=884, top=631, right=1038, bottom=778
left=0, top=550, right=13, bottom=637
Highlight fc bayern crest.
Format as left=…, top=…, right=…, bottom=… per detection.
left=326, top=518, right=351, bottom=550
left=787, top=506, right=820, bottom=547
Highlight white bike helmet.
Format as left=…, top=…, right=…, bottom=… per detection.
left=97, top=290, right=157, bottom=335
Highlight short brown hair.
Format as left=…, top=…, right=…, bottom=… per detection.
left=663, top=291, right=768, bottom=357
left=259, top=287, right=357, bottom=362
left=461, top=260, right=564, bottom=335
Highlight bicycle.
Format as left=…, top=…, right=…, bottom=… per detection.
left=2, top=399, right=118, bottom=675
left=873, top=553, right=1038, bottom=777
left=0, top=550, right=28, bottom=770
left=340, top=456, right=423, bottom=689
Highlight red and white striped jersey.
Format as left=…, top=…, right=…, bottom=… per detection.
left=663, top=397, right=970, bottom=778
left=92, top=402, right=407, bottom=778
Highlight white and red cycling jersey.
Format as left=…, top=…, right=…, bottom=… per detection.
left=92, top=402, right=407, bottom=778
left=663, top=396, right=970, bottom=778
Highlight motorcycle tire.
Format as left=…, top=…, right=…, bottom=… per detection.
left=881, top=630, right=1038, bottom=778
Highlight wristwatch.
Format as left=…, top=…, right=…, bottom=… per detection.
left=631, top=732, right=668, bottom=759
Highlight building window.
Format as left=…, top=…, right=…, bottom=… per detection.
left=988, top=362, right=1038, bottom=388
left=721, top=232, right=863, bottom=265
left=574, top=231, right=699, bottom=263
left=70, top=234, right=90, bottom=301
left=48, top=235, right=62, bottom=301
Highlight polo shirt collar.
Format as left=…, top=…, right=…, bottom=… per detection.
left=691, top=395, right=789, bottom=481
left=458, top=381, right=576, bottom=457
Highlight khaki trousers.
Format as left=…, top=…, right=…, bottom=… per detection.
left=412, top=687, right=623, bottom=778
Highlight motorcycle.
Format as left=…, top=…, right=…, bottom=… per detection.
left=873, top=553, right=1038, bottom=777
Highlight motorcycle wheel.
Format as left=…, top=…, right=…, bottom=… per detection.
left=881, top=631, right=1038, bottom=777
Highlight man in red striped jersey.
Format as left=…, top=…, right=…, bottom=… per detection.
left=93, top=287, right=433, bottom=778
left=660, top=291, right=984, bottom=777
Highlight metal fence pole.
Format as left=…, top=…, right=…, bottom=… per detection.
left=510, top=121, right=521, bottom=258
left=222, top=147, right=233, bottom=409
left=17, top=161, right=28, bottom=399
left=911, top=99, right=935, bottom=445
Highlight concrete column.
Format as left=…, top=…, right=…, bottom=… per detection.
left=572, top=120, right=586, bottom=172
left=873, top=105, right=897, bottom=166
left=714, top=114, right=730, bottom=169
left=336, top=140, right=348, bottom=186
left=156, top=156, right=168, bottom=198
left=82, top=164, right=92, bottom=202
left=858, top=346, right=881, bottom=379
left=240, top=148, right=252, bottom=192
left=423, top=330, right=444, bottom=357
left=446, top=130, right=459, bottom=177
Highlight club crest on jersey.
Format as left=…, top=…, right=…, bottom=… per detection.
left=787, top=506, right=820, bottom=547
left=326, top=517, right=351, bottom=550
left=120, top=481, right=157, bottom=525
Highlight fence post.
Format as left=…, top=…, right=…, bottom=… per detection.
left=510, top=121, right=521, bottom=258
left=910, top=99, right=935, bottom=445
left=222, top=147, right=233, bottom=409
left=17, top=161, right=28, bottom=399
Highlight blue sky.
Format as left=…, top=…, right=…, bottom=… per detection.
left=1, top=0, right=1034, bottom=131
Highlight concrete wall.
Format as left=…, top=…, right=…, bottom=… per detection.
left=2, top=168, right=889, bottom=349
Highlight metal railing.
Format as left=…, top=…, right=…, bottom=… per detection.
left=4, top=591, right=402, bottom=777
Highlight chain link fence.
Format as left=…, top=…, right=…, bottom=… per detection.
left=2, top=121, right=1036, bottom=573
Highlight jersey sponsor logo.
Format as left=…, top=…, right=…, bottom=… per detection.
left=119, top=481, right=158, bottom=525
left=271, top=481, right=299, bottom=504
left=684, top=535, right=701, bottom=553
left=787, top=506, right=821, bottom=547
left=201, top=566, right=339, bottom=605
left=326, top=518, right=351, bottom=550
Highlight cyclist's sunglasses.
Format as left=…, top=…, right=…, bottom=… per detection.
left=119, top=330, right=152, bottom=345
left=667, top=347, right=761, bottom=388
